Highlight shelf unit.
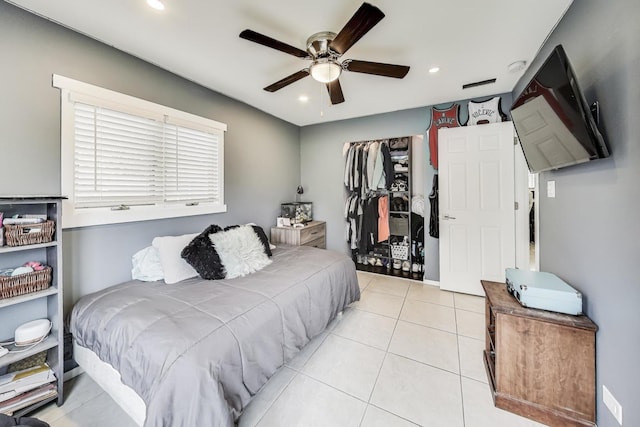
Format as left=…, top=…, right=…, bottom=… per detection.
left=481, top=280, right=597, bottom=427
left=0, top=197, right=65, bottom=414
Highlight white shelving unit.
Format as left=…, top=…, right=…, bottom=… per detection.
left=0, top=196, right=64, bottom=415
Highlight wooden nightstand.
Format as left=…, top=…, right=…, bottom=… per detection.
left=270, top=221, right=326, bottom=249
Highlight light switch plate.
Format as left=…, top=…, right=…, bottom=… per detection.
left=547, top=180, right=556, bottom=198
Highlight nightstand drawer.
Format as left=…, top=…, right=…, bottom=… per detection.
left=304, top=236, right=326, bottom=249
left=300, top=223, right=325, bottom=244
left=270, top=221, right=326, bottom=248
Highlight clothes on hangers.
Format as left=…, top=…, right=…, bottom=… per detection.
left=344, top=140, right=392, bottom=193
left=378, top=195, right=389, bottom=243
left=428, top=174, right=439, bottom=238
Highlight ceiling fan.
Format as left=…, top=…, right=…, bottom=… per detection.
left=239, top=2, right=410, bottom=105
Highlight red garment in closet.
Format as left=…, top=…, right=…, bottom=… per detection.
left=378, top=195, right=389, bottom=242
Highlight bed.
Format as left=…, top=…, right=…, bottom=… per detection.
left=70, top=244, right=359, bottom=427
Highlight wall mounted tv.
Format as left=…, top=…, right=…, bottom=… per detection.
left=511, top=45, right=609, bottom=173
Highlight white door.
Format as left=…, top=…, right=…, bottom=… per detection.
left=438, top=122, right=516, bottom=295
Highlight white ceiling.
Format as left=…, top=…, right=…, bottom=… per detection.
left=10, top=0, right=573, bottom=126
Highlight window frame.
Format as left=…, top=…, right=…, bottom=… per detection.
left=54, top=74, right=227, bottom=229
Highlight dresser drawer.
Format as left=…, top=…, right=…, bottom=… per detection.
left=300, top=223, right=325, bottom=245
left=304, top=236, right=326, bottom=249
left=270, top=221, right=326, bottom=248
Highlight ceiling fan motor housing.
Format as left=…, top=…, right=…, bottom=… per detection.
left=306, top=31, right=338, bottom=59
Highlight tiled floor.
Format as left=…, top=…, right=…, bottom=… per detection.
left=31, top=272, right=546, bottom=426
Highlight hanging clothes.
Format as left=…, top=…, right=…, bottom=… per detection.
left=366, top=141, right=379, bottom=191
left=359, top=196, right=379, bottom=253
left=381, top=141, right=394, bottom=190
left=428, top=174, right=439, bottom=238
left=378, top=195, right=389, bottom=243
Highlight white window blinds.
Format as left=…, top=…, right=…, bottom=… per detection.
left=74, top=103, right=164, bottom=208
left=163, top=123, right=221, bottom=204
left=55, top=74, right=227, bottom=228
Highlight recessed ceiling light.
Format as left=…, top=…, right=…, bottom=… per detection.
left=147, top=0, right=165, bottom=11
left=428, top=67, right=440, bottom=74
left=298, top=95, right=309, bottom=103
left=508, top=60, right=527, bottom=73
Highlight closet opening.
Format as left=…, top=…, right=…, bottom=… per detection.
left=344, top=135, right=425, bottom=281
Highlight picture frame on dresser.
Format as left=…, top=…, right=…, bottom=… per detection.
left=0, top=196, right=65, bottom=416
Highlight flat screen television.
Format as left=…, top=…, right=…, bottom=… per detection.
left=510, top=45, right=609, bottom=173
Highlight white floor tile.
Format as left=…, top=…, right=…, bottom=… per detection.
left=365, top=276, right=410, bottom=297
left=351, top=290, right=405, bottom=319
left=406, top=283, right=454, bottom=307
left=357, top=271, right=375, bottom=291
left=458, top=336, right=487, bottom=383
left=461, top=377, right=546, bottom=427
left=454, top=293, right=486, bottom=314
left=303, top=334, right=385, bottom=401
left=360, top=405, right=419, bottom=427
left=400, top=299, right=457, bottom=333
left=388, top=320, right=460, bottom=374
left=370, top=354, right=464, bottom=427
left=256, top=374, right=367, bottom=427
left=285, top=330, right=330, bottom=370
left=239, top=367, right=297, bottom=427
left=331, top=307, right=397, bottom=350
left=456, top=309, right=485, bottom=340
left=31, top=373, right=105, bottom=424
left=49, top=386, right=137, bottom=427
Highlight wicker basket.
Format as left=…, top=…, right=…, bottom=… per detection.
left=0, top=266, right=52, bottom=300
left=4, top=220, right=55, bottom=247
left=391, top=244, right=409, bottom=261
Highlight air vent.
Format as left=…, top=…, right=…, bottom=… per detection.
left=462, top=78, right=497, bottom=90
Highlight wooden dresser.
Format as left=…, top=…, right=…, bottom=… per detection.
left=481, top=280, right=597, bottom=427
left=270, top=220, right=326, bottom=249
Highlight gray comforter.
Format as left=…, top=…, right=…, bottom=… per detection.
left=70, top=245, right=359, bottom=427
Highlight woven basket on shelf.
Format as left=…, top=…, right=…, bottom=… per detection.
left=390, top=244, right=409, bottom=261
left=0, top=266, right=52, bottom=300
left=4, top=220, right=55, bottom=247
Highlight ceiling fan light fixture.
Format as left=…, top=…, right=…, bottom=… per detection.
left=310, top=60, right=342, bottom=83
left=146, top=0, right=165, bottom=11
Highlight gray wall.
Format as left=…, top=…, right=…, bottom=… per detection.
left=512, top=1, right=640, bottom=426
left=300, top=95, right=511, bottom=281
left=0, top=2, right=300, bottom=311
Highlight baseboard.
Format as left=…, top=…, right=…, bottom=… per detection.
left=63, top=365, right=84, bottom=382
left=422, top=279, right=440, bottom=287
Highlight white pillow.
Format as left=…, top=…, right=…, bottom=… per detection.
left=131, top=246, right=164, bottom=282
left=152, top=233, right=199, bottom=284
left=209, top=225, right=272, bottom=279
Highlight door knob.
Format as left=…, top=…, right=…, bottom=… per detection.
left=443, top=214, right=457, bottom=220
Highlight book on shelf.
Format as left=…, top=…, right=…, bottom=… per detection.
left=0, top=364, right=56, bottom=402
left=0, top=383, right=57, bottom=415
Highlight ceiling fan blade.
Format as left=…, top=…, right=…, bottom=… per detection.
left=264, top=69, right=309, bottom=92
left=240, top=29, right=308, bottom=58
left=344, top=60, right=410, bottom=78
left=326, top=79, right=345, bottom=105
left=329, top=3, right=385, bottom=55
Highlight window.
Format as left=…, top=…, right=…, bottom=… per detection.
left=54, top=75, right=227, bottom=229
